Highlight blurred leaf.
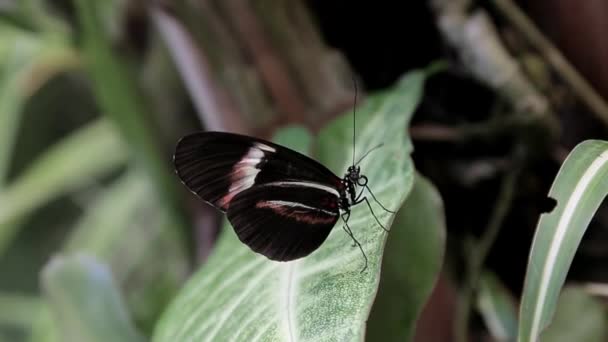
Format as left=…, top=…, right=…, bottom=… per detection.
left=64, top=166, right=188, bottom=280
left=153, top=70, right=426, bottom=341
left=270, top=125, right=312, bottom=155
left=0, top=293, right=42, bottom=328
left=366, top=172, right=446, bottom=342
left=0, top=24, right=79, bottom=297
left=519, top=140, right=608, bottom=341
left=0, top=23, right=77, bottom=185
left=65, top=168, right=188, bottom=331
left=30, top=168, right=188, bottom=339
left=0, top=332, right=18, bottom=342
left=477, top=272, right=518, bottom=341
left=64, top=169, right=149, bottom=258
left=25, top=171, right=144, bottom=341
left=541, top=287, right=607, bottom=342
left=28, top=305, right=60, bottom=342
left=8, top=0, right=69, bottom=33
left=0, top=119, right=127, bottom=253
left=73, top=0, right=187, bottom=240
left=41, top=254, right=145, bottom=342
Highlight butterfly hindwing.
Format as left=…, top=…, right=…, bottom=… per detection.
left=227, top=181, right=340, bottom=261
left=174, top=131, right=342, bottom=211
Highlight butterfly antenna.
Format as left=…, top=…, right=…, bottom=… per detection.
left=352, top=76, right=357, bottom=167
left=355, top=143, right=384, bottom=166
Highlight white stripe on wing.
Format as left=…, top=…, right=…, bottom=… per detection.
left=220, top=144, right=271, bottom=207
left=265, top=181, right=340, bottom=197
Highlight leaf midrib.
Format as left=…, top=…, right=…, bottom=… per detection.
left=281, top=262, right=298, bottom=341
left=529, top=149, right=608, bottom=340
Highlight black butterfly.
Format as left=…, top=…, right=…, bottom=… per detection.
left=173, top=131, right=393, bottom=271
left=174, top=79, right=396, bottom=271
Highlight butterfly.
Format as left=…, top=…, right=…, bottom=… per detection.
left=173, top=130, right=393, bottom=271
left=173, top=82, right=393, bottom=271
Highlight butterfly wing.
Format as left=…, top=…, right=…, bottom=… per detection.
left=227, top=181, right=340, bottom=261
left=174, top=131, right=342, bottom=211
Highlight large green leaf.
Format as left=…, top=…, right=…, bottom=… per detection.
left=153, top=70, right=426, bottom=341
left=41, top=254, right=145, bottom=342
left=366, top=173, right=446, bottom=342
left=519, top=140, right=608, bottom=342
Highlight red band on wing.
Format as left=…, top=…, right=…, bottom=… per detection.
left=256, top=200, right=337, bottom=225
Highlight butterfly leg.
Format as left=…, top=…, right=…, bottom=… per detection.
left=341, top=211, right=356, bottom=247
left=356, top=175, right=395, bottom=214
left=364, top=184, right=396, bottom=214
left=341, top=217, right=368, bottom=273
left=353, top=191, right=390, bottom=232
left=363, top=197, right=390, bottom=232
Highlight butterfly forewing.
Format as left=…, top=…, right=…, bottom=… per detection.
left=227, top=182, right=340, bottom=260
left=174, top=132, right=342, bottom=212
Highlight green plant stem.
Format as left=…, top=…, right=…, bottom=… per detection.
left=454, top=163, right=521, bottom=342
left=73, top=0, right=192, bottom=259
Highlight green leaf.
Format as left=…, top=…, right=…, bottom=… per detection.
left=64, top=166, right=188, bottom=285
left=2, top=0, right=69, bottom=33
left=41, top=254, right=145, bottom=342
left=519, top=140, right=608, bottom=341
left=0, top=293, right=42, bottom=328
left=30, top=169, right=188, bottom=339
left=541, top=286, right=607, bottom=342
left=477, top=272, right=518, bottom=341
left=65, top=168, right=188, bottom=331
left=153, top=70, right=426, bottom=341
left=28, top=305, right=61, bottom=342
left=0, top=119, right=127, bottom=252
left=73, top=0, right=187, bottom=239
left=63, top=170, right=149, bottom=258
left=366, top=172, right=446, bottom=342
left=0, top=24, right=77, bottom=185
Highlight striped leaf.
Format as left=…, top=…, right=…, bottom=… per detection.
left=519, top=140, right=608, bottom=341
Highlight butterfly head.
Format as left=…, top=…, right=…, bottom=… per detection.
left=340, top=165, right=368, bottom=207
left=346, top=165, right=361, bottom=183
left=345, top=164, right=368, bottom=189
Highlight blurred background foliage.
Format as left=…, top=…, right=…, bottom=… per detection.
left=1, top=0, right=608, bottom=341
